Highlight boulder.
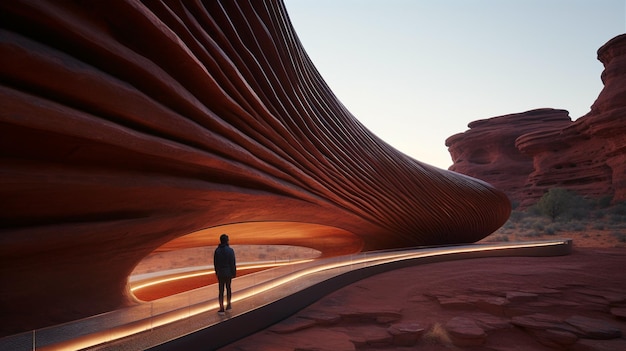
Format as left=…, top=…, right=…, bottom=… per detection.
left=445, top=316, right=487, bottom=347
left=511, top=313, right=578, bottom=334
left=269, top=317, right=316, bottom=334
left=470, top=313, right=511, bottom=331
left=506, top=291, right=539, bottom=303
left=530, top=328, right=578, bottom=349
left=349, top=329, right=393, bottom=349
left=298, top=311, right=341, bottom=325
left=387, top=321, right=426, bottom=346
left=565, top=315, right=622, bottom=339
left=339, top=309, right=402, bottom=324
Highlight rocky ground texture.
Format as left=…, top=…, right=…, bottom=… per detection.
left=222, top=248, right=626, bottom=351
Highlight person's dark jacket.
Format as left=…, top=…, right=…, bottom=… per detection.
left=213, top=244, right=236, bottom=279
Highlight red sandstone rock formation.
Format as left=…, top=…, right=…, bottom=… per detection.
left=446, top=108, right=572, bottom=206
left=0, top=0, right=509, bottom=335
left=517, top=34, right=626, bottom=206
left=448, top=34, right=626, bottom=207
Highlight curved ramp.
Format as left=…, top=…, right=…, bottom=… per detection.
left=0, top=240, right=571, bottom=350
left=148, top=240, right=572, bottom=351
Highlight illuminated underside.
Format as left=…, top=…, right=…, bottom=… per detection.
left=0, top=0, right=510, bottom=335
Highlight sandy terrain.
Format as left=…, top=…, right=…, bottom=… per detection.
left=481, top=229, right=626, bottom=249
left=220, top=245, right=626, bottom=351
left=130, top=225, right=626, bottom=350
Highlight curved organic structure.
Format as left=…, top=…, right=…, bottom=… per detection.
left=0, top=0, right=510, bottom=334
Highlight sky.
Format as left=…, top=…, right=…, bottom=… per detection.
left=283, top=0, right=626, bottom=169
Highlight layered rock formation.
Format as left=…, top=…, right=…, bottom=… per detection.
left=0, top=0, right=510, bottom=335
left=446, top=109, right=572, bottom=206
left=447, top=34, right=626, bottom=207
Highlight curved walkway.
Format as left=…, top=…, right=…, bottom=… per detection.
left=0, top=240, right=571, bottom=351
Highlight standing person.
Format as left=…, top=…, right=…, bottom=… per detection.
left=213, top=234, right=236, bottom=315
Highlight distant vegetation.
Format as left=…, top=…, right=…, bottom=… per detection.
left=484, top=188, right=626, bottom=246
left=531, top=188, right=626, bottom=223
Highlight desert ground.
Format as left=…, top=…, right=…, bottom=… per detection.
left=221, top=247, right=625, bottom=350
left=132, top=216, right=626, bottom=350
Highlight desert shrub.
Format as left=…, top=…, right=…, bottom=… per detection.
left=535, top=188, right=571, bottom=221
left=535, top=188, right=592, bottom=222
left=590, top=208, right=609, bottom=220
left=519, top=220, right=531, bottom=230
left=524, top=230, right=542, bottom=238
left=609, top=214, right=626, bottom=224
left=422, top=323, right=453, bottom=346
left=502, top=220, right=516, bottom=229
left=612, top=232, right=626, bottom=243
left=509, top=210, right=526, bottom=223
left=560, top=220, right=587, bottom=232
left=545, top=225, right=557, bottom=235
left=500, top=229, right=513, bottom=235
left=520, top=216, right=543, bottom=227
left=568, top=198, right=594, bottom=220
left=484, top=234, right=510, bottom=242
left=527, top=204, right=543, bottom=216
left=610, top=201, right=626, bottom=215
left=596, top=195, right=613, bottom=209
left=562, top=221, right=586, bottom=231
left=593, top=223, right=605, bottom=230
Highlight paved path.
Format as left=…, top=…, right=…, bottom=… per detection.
left=0, top=240, right=571, bottom=351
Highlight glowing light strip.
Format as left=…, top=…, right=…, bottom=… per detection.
left=171, top=240, right=572, bottom=325
left=35, top=240, right=570, bottom=351
left=130, top=271, right=212, bottom=292
left=130, top=259, right=314, bottom=292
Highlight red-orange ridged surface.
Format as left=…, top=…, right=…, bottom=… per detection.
left=0, top=0, right=510, bottom=335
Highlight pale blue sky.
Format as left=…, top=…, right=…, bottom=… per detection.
left=284, top=0, right=625, bottom=169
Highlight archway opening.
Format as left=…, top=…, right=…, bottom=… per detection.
left=128, top=221, right=362, bottom=301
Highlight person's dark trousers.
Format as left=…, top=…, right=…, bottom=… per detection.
left=218, top=276, right=232, bottom=311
